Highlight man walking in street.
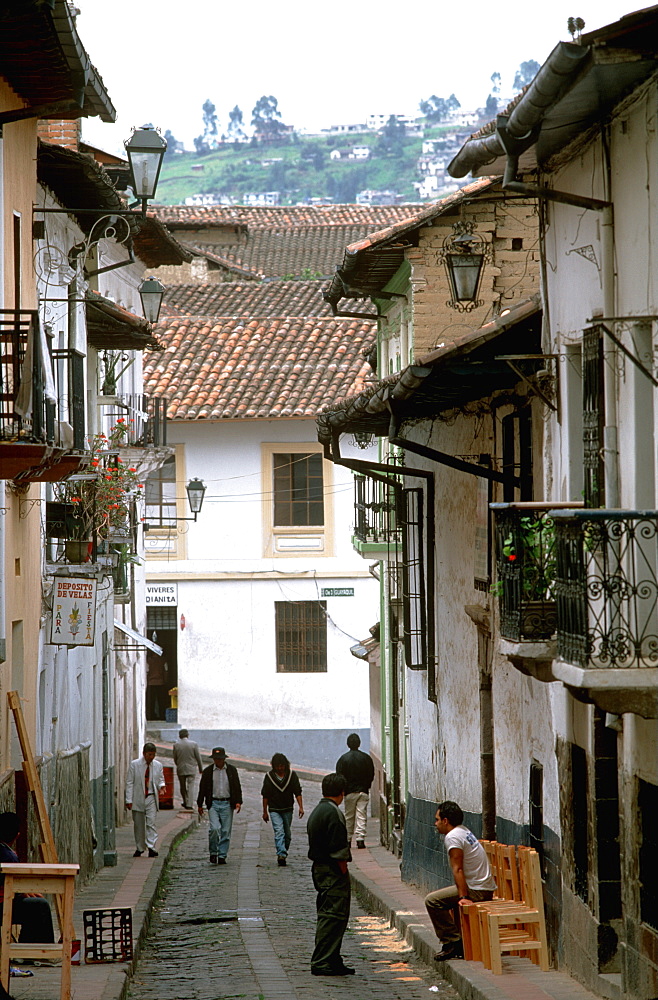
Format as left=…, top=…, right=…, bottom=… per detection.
left=126, top=742, right=165, bottom=858
left=336, top=733, right=374, bottom=849
left=173, top=729, right=203, bottom=810
left=424, top=800, right=496, bottom=961
left=197, top=747, right=242, bottom=865
left=306, top=772, right=354, bottom=977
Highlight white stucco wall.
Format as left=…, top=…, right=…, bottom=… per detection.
left=146, top=417, right=379, bottom=765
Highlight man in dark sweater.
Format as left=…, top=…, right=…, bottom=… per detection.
left=261, top=753, right=304, bottom=866
left=336, top=733, right=375, bottom=849
left=306, top=772, right=354, bottom=976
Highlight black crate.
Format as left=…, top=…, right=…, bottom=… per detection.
left=83, top=907, right=133, bottom=963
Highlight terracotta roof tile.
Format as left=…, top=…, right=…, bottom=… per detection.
left=144, top=313, right=374, bottom=421
left=160, top=279, right=372, bottom=319
left=151, top=204, right=423, bottom=228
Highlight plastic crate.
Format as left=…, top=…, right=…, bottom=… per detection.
left=165, top=707, right=177, bottom=723
left=83, top=907, right=133, bottom=963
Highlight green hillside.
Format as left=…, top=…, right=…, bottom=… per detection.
left=156, top=126, right=457, bottom=206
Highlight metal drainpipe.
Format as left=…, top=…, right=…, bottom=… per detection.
left=600, top=139, right=619, bottom=506
left=0, top=500, right=6, bottom=664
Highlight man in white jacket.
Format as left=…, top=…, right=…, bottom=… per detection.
left=126, top=742, right=165, bottom=858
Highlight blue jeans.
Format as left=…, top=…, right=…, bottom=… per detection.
left=270, top=809, right=293, bottom=857
left=208, top=799, right=233, bottom=858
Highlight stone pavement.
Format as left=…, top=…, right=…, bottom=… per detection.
left=7, top=744, right=606, bottom=1000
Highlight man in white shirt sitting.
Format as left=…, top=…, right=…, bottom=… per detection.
left=425, top=800, right=496, bottom=961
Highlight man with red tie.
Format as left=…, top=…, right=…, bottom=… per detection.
left=126, top=742, right=165, bottom=858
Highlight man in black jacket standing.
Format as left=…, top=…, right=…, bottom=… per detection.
left=336, top=733, right=374, bottom=849
left=197, top=747, right=242, bottom=864
left=306, top=772, right=354, bottom=977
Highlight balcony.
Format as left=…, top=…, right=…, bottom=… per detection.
left=0, top=310, right=87, bottom=481
left=551, top=509, right=658, bottom=717
left=491, top=503, right=582, bottom=682
left=97, top=393, right=169, bottom=479
left=352, top=474, right=400, bottom=558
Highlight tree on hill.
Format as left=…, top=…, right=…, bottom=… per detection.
left=484, top=94, right=499, bottom=118
left=419, top=94, right=448, bottom=123
left=225, top=105, right=247, bottom=143
left=163, top=129, right=184, bottom=156
left=376, top=115, right=406, bottom=156
left=251, top=95, right=288, bottom=139
left=513, top=60, right=541, bottom=91
left=447, top=93, right=461, bottom=112
left=194, top=98, right=219, bottom=154
left=490, top=72, right=501, bottom=94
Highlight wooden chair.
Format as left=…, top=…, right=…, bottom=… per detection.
left=0, top=862, right=79, bottom=1000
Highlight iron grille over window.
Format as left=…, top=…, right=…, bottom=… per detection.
left=145, top=455, right=177, bottom=527
left=147, top=606, right=177, bottom=630
left=273, top=453, right=323, bottom=526
left=583, top=325, right=605, bottom=508
left=399, top=487, right=427, bottom=670
left=275, top=601, right=327, bottom=672
left=353, top=474, right=399, bottom=544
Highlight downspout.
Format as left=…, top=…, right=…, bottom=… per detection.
left=0, top=506, right=5, bottom=664
left=600, top=128, right=619, bottom=508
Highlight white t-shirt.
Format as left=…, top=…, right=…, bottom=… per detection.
left=444, top=825, right=497, bottom=891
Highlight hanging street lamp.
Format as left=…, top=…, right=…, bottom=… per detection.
left=138, top=276, right=166, bottom=324
left=185, top=479, right=207, bottom=519
left=124, top=124, right=167, bottom=213
left=438, top=221, right=492, bottom=312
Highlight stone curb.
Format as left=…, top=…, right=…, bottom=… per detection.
left=349, top=864, right=517, bottom=1000
left=114, top=815, right=197, bottom=1000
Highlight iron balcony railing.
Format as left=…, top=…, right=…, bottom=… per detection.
left=353, top=474, right=399, bottom=545
left=491, top=503, right=561, bottom=642
left=552, top=509, right=658, bottom=669
left=97, top=393, right=167, bottom=447
left=1, top=311, right=87, bottom=450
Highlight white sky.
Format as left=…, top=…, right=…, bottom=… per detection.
left=78, top=0, right=636, bottom=156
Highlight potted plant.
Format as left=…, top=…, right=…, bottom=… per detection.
left=494, top=513, right=557, bottom=640
left=54, top=422, right=144, bottom=562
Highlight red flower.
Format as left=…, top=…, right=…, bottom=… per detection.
left=128, top=467, right=137, bottom=472
left=508, top=554, right=517, bottom=562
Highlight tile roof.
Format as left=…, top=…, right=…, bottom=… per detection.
left=143, top=315, right=374, bottom=420
left=151, top=204, right=423, bottom=228
left=177, top=224, right=424, bottom=280
left=161, top=279, right=373, bottom=319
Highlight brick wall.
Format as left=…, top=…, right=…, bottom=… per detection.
left=37, top=118, right=81, bottom=150
left=410, top=199, right=539, bottom=356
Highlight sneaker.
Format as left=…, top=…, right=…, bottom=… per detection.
left=217, top=857, right=227, bottom=865
left=277, top=856, right=287, bottom=867
left=356, top=840, right=366, bottom=849
left=209, top=855, right=218, bottom=865
left=133, top=850, right=143, bottom=857
left=148, top=849, right=159, bottom=858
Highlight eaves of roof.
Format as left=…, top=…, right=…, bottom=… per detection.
left=37, top=141, right=193, bottom=266
left=86, top=291, right=162, bottom=352
left=0, top=0, right=115, bottom=123
left=324, top=177, right=500, bottom=308
left=185, top=243, right=263, bottom=280
left=316, top=294, right=542, bottom=442
left=449, top=6, right=658, bottom=179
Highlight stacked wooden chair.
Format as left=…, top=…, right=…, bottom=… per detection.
left=458, top=841, right=549, bottom=974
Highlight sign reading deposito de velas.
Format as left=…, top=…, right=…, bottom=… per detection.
left=50, top=576, right=97, bottom=645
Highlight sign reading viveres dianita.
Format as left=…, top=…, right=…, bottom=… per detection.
left=50, top=576, right=97, bottom=646
left=146, top=583, right=178, bottom=605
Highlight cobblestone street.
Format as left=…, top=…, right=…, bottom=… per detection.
left=126, top=770, right=458, bottom=1000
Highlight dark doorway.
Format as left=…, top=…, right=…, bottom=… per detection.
left=146, top=607, right=178, bottom=721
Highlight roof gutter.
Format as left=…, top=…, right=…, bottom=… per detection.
left=448, top=41, right=591, bottom=179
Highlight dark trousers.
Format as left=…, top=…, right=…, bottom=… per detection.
left=311, top=862, right=350, bottom=972
left=11, top=895, right=55, bottom=943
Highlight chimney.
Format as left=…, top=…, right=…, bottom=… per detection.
left=37, top=118, right=81, bottom=150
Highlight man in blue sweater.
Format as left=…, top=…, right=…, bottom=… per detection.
left=306, top=772, right=354, bottom=976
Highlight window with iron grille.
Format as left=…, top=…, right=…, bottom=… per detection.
left=275, top=601, right=327, bottom=672
left=398, top=487, right=427, bottom=670
left=147, top=607, right=177, bottom=631
left=572, top=744, right=589, bottom=903
left=145, top=455, right=177, bottom=527
left=529, top=760, right=544, bottom=871
left=583, top=326, right=605, bottom=508
left=273, top=453, right=324, bottom=526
